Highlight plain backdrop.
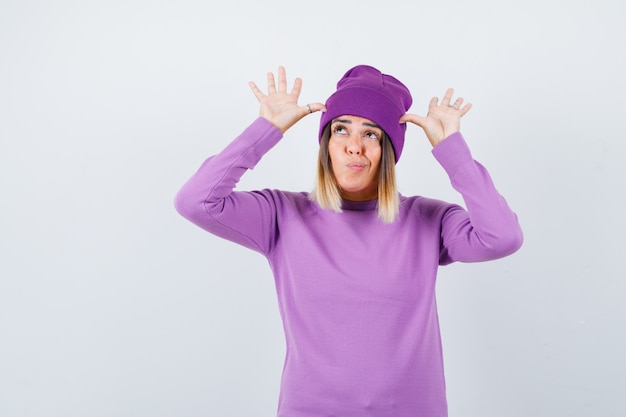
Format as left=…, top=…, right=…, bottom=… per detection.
left=1, top=0, right=625, bottom=416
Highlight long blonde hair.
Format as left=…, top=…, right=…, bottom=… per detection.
left=309, top=125, right=400, bottom=223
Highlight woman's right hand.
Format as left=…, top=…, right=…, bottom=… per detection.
left=249, top=66, right=326, bottom=134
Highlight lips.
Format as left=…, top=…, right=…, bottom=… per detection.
left=347, top=163, right=366, bottom=171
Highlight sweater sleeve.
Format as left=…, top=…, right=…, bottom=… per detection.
left=173, top=117, right=284, bottom=255
left=432, top=132, right=523, bottom=264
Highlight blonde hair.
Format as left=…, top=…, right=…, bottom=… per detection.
left=309, top=125, right=400, bottom=223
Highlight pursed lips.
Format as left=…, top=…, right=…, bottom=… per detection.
left=347, top=162, right=367, bottom=171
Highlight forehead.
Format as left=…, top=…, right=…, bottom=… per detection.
left=331, top=115, right=380, bottom=128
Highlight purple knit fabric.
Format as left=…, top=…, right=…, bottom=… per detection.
left=319, top=65, right=412, bottom=162
left=175, top=118, right=523, bottom=417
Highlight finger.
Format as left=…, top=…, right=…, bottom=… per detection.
left=399, top=113, right=427, bottom=127
left=304, top=102, right=327, bottom=114
left=267, top=71, right=276, bottom=94
left=248, top=81, right=265, bottom=102
left=290, top=77, right=303, bottom=98
left=451, top=97, right=464, bottom=110
left=277, top=66, right=287, bottom=92
left=441, top=88, right=454, bottom=106
left=459, top=102, right=472, bottom=117
left=428, top=96, right=438, bottom=109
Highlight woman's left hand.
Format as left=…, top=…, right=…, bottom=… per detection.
left=400, top=88, right=471, bottom=147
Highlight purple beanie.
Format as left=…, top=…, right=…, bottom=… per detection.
left=319, top=65, right=412, bottom=163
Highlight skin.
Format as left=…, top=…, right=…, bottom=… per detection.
left=328, top=116, right=383, bottom=201
left=248, top=66, right=472, bottom=196
left=400, top=88, right=472, bottom=147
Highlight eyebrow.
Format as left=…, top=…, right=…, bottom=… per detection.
left=332, top=118, right=381, bottom=129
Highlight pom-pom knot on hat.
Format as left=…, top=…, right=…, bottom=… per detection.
left=319, top=65, right=412, bottom=163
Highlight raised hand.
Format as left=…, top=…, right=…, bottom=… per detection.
left=400, top=88, right=471, bottom=147
left=249, top=66, right=326, bottom=134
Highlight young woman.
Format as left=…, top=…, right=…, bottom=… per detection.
left=174, top=65, right=523, bottom=417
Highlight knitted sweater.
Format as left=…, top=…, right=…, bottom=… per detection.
left=174, top=117, right=523, bottom=417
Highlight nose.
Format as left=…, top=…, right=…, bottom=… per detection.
left=346, top=134, right=363, bottom=155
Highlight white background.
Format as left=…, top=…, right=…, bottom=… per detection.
left=1, top=0, right=624, bottom=416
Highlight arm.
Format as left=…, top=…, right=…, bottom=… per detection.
left=174, top=118, right=284, bottom=254
left=401, top=88, right=523, bottom=264
left=433, top=132, right=523, bottom=263
left=174, top=67, right=325, bottom=254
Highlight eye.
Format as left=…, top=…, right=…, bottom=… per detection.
left=364, top=130, right=380, bottom=141
left=332, top=125, right=348, bottom=135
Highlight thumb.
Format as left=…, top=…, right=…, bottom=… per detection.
left=306, top=102, right=327, bottom=114
left=399, top=113, right=426, bottom=128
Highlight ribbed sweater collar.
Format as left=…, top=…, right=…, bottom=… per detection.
left=341, top=198, right=378, bottom=211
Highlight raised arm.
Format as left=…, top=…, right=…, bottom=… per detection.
left=402, top=89, right=522, bottom=263
left=174, top=67, right=324, bottom=254
left=432, top=132, right=523, bottom=263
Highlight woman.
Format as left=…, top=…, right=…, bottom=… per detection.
left=174, top=65, right=523, bottom=417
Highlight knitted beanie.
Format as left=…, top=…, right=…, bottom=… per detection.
left=319, top=65, right=412, bottom=163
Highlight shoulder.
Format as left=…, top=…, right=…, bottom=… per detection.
left=256, top=189, right=316, bottom=217
left=399, top=194, right=460, bottom=228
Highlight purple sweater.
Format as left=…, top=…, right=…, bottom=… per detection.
left=175, top=117, right=523, bottom=417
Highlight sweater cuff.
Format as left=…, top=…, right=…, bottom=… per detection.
left=251, top=116, right=281, bottom=134
left=431, top=132, right=473, bottom=177
left=240, top=117, right=284, bottom=164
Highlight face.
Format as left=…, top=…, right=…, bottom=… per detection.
left=328, top=115, right=383, bottom=201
